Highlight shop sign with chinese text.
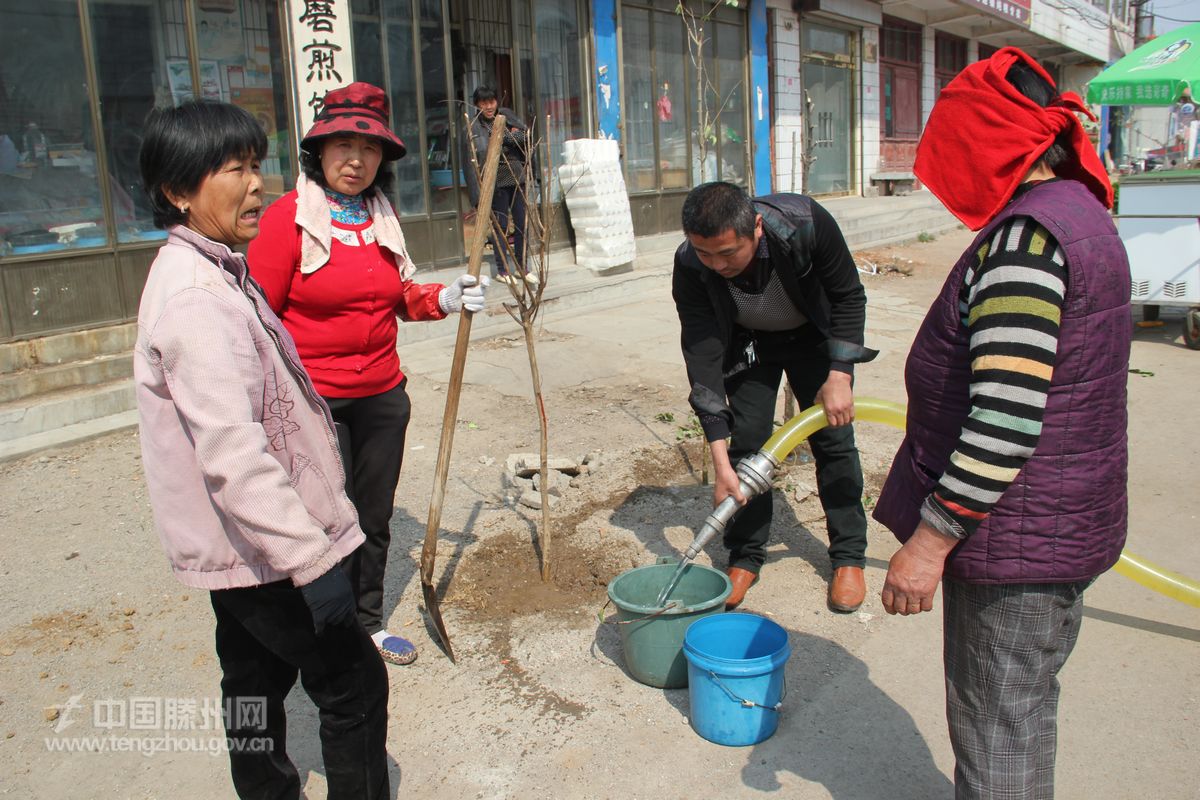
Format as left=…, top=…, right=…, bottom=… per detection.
left=956, top=0, right=1031, bottom=26
left=287, top=0, right=355, bottom=131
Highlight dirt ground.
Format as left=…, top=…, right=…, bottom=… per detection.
left=1, top=229, right=1196, bottom=799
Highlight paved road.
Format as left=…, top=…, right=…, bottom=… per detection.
left=1, top=229, right=1195, bottom=799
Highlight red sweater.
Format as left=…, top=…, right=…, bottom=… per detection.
left=248, top=191, right=446, bottom=398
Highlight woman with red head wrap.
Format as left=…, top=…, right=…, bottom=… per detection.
left=915, top=47, right=1113, bottom=229
left=874, top=48, right=1131, bottom=798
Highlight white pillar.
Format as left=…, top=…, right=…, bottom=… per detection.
left=860, top=24, right=881, bottom=194
left=921, top=25, right=936, bottom=128
left=771, top=10, right=804, bottom=193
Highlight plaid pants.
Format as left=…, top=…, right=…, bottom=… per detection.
left=943, top=578, right=1091, bottom=800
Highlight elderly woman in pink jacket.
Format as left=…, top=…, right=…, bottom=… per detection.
left=135, top=101, right=388, bottom=799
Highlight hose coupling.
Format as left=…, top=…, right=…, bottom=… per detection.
left=683, top=450, right=780, bottom=560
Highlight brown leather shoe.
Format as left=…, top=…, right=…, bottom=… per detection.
left=725, top=567, right=759, bottom=610
left=828, top=566, right=866, bottom=613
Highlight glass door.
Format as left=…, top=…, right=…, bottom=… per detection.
left=801, top=23, right=855, bottom=196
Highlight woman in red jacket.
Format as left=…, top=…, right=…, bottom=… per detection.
left=249, top=83, right=487, bottom=665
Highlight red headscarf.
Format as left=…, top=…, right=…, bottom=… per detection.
left=914, top=47, right=1112, bottom=230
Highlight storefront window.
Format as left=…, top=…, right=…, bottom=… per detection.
left=81, top=0, right=296, bottom=244
left=352, top=0, right=385, bottom=87
left=621, top=7, right=655, bottom=191
left=89, top=0, right=186, bottom=244
left=383, top=0, right=424, bottom=215
left=804, top=23, right=852, bottom=58
left=534, top=0, right=587, bottom=201
left=716, top=21, right=747, bottom=185
left=0, top=1, right=107, bottom=256
left=419, top=0, right=454, bottom=215
left=623, top=1, right=747, bottom=193
left=654, top=11, right=688, bottom=189
left=935, top=32, right=967, bottom=93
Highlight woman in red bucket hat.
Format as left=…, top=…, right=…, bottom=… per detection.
left=249, top=82, right=489, bottom=666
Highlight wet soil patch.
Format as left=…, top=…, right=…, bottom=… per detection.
left=447, top=440, right=710, bottom=624
left=446, top=532, right=621, bottom=619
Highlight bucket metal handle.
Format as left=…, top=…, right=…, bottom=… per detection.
left=705, top=669, right=787, bottom=712
left=596, top=597, right=680, bottom=626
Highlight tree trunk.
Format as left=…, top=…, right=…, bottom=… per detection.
left=522, top=316, right=553, bottom=580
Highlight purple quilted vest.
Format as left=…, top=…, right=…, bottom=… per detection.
left=873, top=180, right=1131, bottom=583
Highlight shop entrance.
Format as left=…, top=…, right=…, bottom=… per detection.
left=449, top=0, right=523, bottom=258
left=801, top=22, right=855, bottom=196
left=352, top=0, right=587, bottom=269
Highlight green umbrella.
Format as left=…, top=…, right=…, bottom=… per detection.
left=1087, top=22, right=1200, bottom=106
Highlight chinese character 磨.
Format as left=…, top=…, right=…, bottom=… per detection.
left=299, top=0, right=337, bottom=33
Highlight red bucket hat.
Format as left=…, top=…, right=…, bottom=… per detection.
left=301, top=82, right=406, bottom=160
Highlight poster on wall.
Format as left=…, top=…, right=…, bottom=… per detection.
left=166, top=59, right=223, bottom=104
left=166, top=60, right=192, bottom=104
left=199, top=61, right=222, bottom=101
left=231, top=87, right=277, bottom=137
left=197, top=8, right=246, bottom=62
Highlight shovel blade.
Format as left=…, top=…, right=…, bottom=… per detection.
left=421, top=579, right=456, bottom=663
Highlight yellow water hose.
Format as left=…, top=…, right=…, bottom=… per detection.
left=1112, top=553, right=1200, bottom=608
left=763, top=398, right=1200, bottom=608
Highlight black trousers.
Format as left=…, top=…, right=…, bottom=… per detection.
left=724, top=329, right=868, bottom=574
left=210, top=582, right=389, bottom=800
left=325, top=380, right=411, bottom=634
left=489, top=183, right=527, bottom=277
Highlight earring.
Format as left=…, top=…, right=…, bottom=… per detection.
left=179, top=204, right=189, bottom=214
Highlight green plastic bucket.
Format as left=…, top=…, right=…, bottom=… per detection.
left=605, top=561, right=731, bottom=689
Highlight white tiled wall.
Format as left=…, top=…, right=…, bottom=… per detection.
left=860, top=24, right=881, bottom=193
left=771, top=9, right=805, bottom=193
left=1029, top=0, right=1130, bottom=62
left=921, top=26, right=936, bottom=129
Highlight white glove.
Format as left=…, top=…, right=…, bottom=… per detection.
left=438, top=274, right=490, bottom=314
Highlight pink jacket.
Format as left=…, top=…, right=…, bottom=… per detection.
left=134, top=226, right=364, bottom=590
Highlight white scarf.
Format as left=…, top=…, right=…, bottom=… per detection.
left=293, top=173, right=415, bottom=279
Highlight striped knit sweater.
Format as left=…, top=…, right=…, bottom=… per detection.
left=920, top=214, right=1067, bottom=539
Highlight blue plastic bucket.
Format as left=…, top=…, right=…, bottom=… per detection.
left=683, top=613, right=791, bottom=746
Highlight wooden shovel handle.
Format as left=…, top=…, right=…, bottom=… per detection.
left=419, top=114, right=506, bottom=622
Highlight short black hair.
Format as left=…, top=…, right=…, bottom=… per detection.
left=139, top=101, right=267, bottom=229
left=1006, top=60, right=1070, bottom=170
left=472, top=85, right=498, bottom=105
left=298, top=145, right=394, bottom=197
left=681, top=182, right=758, bottom=238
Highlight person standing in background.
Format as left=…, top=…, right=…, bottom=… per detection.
left=462, top=85, right=535, bottom=285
